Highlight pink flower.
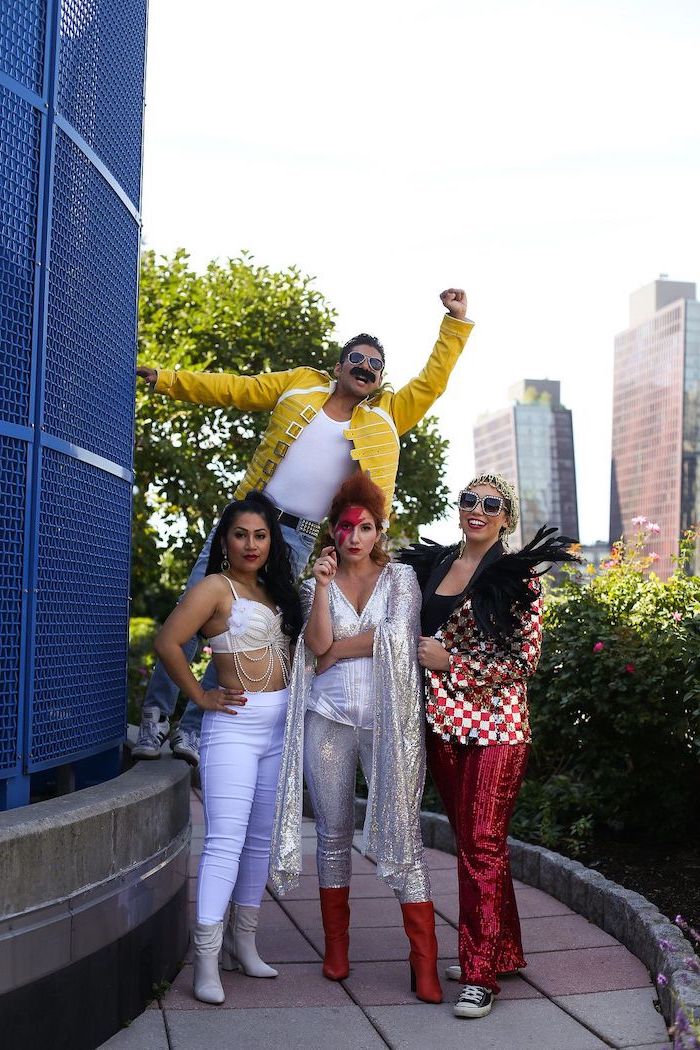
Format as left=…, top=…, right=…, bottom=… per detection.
left=648, top=552, right=660, bottom=562
left=656, top=973, right=668, bottom=987
left=138, top=666, right=148, bottom=677
left=646, top=522, right=661, bottom=534
left=632, top=515, right=648, bottom=526
left=625, top=663, right=635, bottom=674
left=672, top=611, right=682, bottom=622
left=202, top=645, right=212, bottom=655
left=593, top=641, right=605, bottom=653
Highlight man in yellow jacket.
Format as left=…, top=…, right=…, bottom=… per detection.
left=134, top=289, right=473, bottom=764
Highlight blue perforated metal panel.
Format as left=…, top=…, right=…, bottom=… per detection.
left=57, top=0, right=147, bottom=206
left=1, top=1, right=146, bottom=804
left=0, top=84, right=41, bottom=428
left=30, top=448, right=130, bottom=766
left=44, top=129, right=138, bottom=469
left=0, top=2, right=46, bottom=94
left=0, top=438, right=26, bottom=774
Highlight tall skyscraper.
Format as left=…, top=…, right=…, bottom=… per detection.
left=474, top=380, right=579, bottom=549
left=610, top=279, right=700, bottom=578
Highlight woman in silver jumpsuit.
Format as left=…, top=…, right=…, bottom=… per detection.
left=270, top=473, right=442, bottom=1003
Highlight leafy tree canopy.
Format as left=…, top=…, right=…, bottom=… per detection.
left=134, top=249, right=450, bottom=618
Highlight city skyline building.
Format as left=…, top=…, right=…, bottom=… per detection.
left=473, top=379, right=579, bottom=550
left=609, top=278, right=700, bottom=579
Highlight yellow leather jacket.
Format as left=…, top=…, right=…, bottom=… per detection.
left=154, top=314, right=473, bottom=515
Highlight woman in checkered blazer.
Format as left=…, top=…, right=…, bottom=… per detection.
left=403, top=473, right=579, bottom=1019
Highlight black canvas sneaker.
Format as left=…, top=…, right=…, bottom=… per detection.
left=453, top=984, right=494, bottom=1018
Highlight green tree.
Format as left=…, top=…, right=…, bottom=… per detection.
left=134, top=250, right=450, bottom=619
left=392, top=418, right=451, bottom=542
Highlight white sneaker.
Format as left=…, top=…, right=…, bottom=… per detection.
left=171, top=726, right=200, bottom=767
left=132, top=707, right=170, bottom=759
left=453, top=984, right=493, bottom=1019
left=446, top=964, right=519, bottom=981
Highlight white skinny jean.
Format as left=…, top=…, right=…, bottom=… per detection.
left=196, top=688, right=288, bottom=924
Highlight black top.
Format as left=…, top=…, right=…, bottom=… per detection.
left=402, top=526, right=579, bottom=646
left=420, top=552, right=469, bottom=635
left=422, top=589, right=468, bottom=636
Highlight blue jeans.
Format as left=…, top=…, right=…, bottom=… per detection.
left=143, top=523, right=316, bottom=732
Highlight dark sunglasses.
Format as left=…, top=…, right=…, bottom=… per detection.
left=459, top=490, right=507, bottom=516
left=346, top=350, right=384, bottom=372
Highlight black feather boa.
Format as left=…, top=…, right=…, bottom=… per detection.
left=398, top=525, right=581, bottom=645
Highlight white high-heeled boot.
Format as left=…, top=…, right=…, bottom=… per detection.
left=221, top=904, right=278, bottom=978
left=192, top=921, right=225, bottom=1004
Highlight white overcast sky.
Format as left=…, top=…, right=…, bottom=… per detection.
left=140, top=0, right=700, bottom=544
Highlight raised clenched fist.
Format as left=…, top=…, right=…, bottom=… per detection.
left=440, top=289, right=468, bottom=321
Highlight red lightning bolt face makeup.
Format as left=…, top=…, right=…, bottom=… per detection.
left=334, top=505, right=367, bottom=546
left=333, top=505, right=380, bottom=565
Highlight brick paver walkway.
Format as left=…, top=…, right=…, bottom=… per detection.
left=101, top=788, right=670, bottom=1049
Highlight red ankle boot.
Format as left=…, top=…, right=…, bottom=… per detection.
left=401, top=901, right=443, bottom=1003
left=319, top=887, right=350, bottom=980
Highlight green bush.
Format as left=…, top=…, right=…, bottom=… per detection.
left=128, top=617, right=159, bottom=725
left=515, top=524, right=700, bottom=852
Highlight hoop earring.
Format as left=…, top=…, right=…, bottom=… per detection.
left=221, top=553, right=230, bottom=571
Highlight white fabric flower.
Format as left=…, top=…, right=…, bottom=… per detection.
left=227, top=601, right=251, bottom=636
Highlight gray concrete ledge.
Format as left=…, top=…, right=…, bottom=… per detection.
left=0, top=755, right=191, bottom=994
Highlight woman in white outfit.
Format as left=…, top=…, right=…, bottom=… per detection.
left=154, top=492, right=302, bottom=1004
left=270, top=473, right=442, bottom=1003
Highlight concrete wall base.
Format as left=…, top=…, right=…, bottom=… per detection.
left=1, top=884, right=186, bottom=1050
left=0, top=756, right=191, bottom=1049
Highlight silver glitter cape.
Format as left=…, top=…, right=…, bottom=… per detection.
left=269, top=561, right=426, bottom=895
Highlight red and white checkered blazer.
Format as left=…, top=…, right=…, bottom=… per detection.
left=425, top=582, right=543, bottom=746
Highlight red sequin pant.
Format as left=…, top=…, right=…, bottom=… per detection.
left=427, top=734, right=529, bottom=993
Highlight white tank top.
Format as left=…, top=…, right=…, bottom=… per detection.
left=264, top=408, right=355, bottom=521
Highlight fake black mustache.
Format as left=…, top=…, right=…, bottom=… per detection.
left=350, top=366, right=375, bottom=383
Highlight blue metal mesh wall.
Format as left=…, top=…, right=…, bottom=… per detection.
left=0, top=437, right=26, bottom=774
left=45, top=129, right=138, bottom=466
left=0, top=3, right=46, bottom=94
left=0, top=1, right=146, bottom=799
left=31, top=449, right=131, bottom=764
left=57, top=0, right=146, bottom=206
left=0, top=84, right=40, bottom=428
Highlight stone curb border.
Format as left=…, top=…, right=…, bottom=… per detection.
left=289, top=785, right=700, bottom=1041
left=339, top=796, right=698, bottom=1038
left=417, top=806, right=700, bottom=1041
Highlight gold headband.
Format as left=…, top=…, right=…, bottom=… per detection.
left=463, top=473, right=519, bottom=535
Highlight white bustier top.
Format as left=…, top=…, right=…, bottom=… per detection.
left=208, top=575, right=290, bottom=687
